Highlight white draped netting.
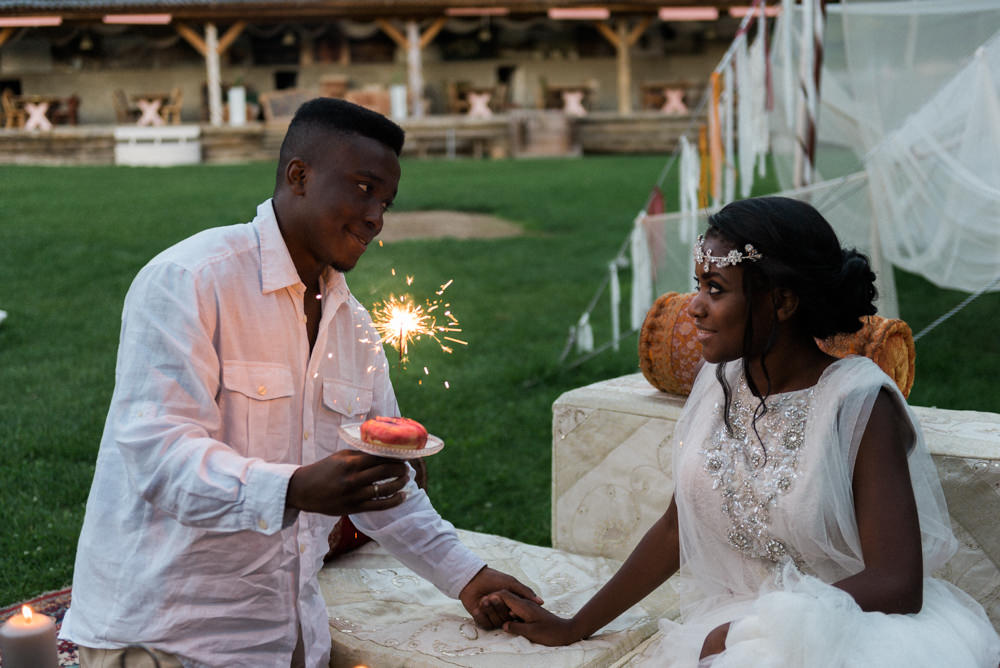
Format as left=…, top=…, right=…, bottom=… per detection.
left=563, top=0, right=1000, bottom=363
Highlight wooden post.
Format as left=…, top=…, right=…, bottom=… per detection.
left=175, top=21, right=246, bottom=127
left=205, top=24, right=222, bottom=126
left=376, top=17, right=445, bottom=119
left=406, top=20, right=424, bottom=118
left=594, top=17, right=652, bottom=115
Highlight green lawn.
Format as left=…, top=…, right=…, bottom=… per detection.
left=1, top=157, right=997, bottom=607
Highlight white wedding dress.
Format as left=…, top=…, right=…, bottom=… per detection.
left=637, top=356, right=1000, bottom=667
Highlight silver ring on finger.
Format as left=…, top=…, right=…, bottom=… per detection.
left=372, top=482, right=381, bottom=498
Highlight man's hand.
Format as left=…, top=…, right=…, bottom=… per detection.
left=459, top=568, right=544, bottom=630
left=286, top=450, right=409, bottom=516
left=483, top=589, right=582, bottom=646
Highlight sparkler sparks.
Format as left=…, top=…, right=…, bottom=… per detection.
left=370, top=278, right=467, bottom=367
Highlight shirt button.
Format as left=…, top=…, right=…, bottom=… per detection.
left=303, top=431, right=310, bottom=441
left=301, top=315, right=308, bottom=323
left=256, top=385, right=267, bottom=396
left=258, top=518, right=268, bottom=530
left=299, top=543, right=307, bottom=554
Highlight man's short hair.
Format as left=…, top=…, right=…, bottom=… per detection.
left=276, top=97, right=405, bottom=179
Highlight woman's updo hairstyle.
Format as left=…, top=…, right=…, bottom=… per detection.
left=707, top=196, right=877, bottom=339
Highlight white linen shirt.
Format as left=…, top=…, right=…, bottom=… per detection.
left=61, top=200, right=486, bottom=668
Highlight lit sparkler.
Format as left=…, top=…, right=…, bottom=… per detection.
left=370, top=278, right=467, bottom=366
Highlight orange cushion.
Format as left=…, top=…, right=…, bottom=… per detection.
left=638, top=292, right=701, bottom=396
left=638, top=292, right=915, bottom=398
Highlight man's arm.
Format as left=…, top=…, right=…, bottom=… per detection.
left=113, top=262, right=296, bottom=534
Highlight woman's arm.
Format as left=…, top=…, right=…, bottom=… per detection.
left=491, top=495, right=681, bottom=646
left=835, top=388, right=924, bottom=613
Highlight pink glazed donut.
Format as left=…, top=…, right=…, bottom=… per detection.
left=360, top=416, right=429, bottom=450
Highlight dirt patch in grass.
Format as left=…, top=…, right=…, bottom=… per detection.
left=380, top=210, right=523, bottom=242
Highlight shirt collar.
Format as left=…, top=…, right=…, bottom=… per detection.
left=255, top=198, right=349, bottom=299
left=256, top=199, right=303, bottom=295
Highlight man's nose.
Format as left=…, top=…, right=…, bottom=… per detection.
left=366, top=206, right=384, bottom=236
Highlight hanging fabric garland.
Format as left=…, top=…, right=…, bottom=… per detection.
left=630, top=211, right=654, bottom=332
left=574, top=312, right=594, bottom=354
left=679, top=134, right=700, bottom=243
left=698, top=125, right=710, bottom=209
left=750, top=28, right=771, bottom=177
left=735, top=32, right=754, bottom=198
left=708, top=71, right=724, bottom=206
left=723, top=61, right=736, bottom=204
left=608, top=260, right=621, bottom=351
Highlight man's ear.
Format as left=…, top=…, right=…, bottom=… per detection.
left=285, top=158, right=308, bottom=196
left=773, top=288, right=799, bottom=322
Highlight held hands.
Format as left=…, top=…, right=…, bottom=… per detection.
left=459, top=569, right=545, bottom=630
left=479, top=590, right=582, bottom=646
left=286, top=450, right=409, bottom=516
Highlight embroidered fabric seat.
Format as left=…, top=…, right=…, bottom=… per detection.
left=320, top=529, right=678, bottom=667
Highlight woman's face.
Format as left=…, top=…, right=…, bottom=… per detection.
left=688, top=235, right=750, bottom=364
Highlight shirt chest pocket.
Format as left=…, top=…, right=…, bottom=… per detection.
left=220, top=361, right=296, bottom=461
left=315, top=379, right=373, bottom=454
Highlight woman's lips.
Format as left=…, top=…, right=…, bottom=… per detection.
left=695, top=327, right=714, bottom=342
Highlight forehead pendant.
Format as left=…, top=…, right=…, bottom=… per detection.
left=693, top=234, right=763, bottom=272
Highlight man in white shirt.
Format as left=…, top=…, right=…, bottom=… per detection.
left=62, top=98, right=539, bottom=668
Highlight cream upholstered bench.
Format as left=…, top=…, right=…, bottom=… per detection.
left=551, top=372, right=1000, bottom=632
left=318, top=527, right=677, bottom=667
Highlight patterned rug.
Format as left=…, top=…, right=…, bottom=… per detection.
left=0, top=588, right=78, bottom=667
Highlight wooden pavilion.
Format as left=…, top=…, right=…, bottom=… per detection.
left=0, top=1, right=766, bottom=162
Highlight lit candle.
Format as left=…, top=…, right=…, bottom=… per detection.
left=0, top=605, right=59, bottom=668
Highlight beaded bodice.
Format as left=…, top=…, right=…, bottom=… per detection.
left=699, top=376, right=815, bottom=570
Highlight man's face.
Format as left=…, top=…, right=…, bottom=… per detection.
left=299, top=132, right=400, bottom=273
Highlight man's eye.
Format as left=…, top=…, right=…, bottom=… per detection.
left=358, top=183, right=372, bottom=193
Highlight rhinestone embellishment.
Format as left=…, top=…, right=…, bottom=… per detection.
left=700, top=376, right=814, bottom=569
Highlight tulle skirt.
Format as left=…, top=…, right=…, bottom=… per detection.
left=633, top=574, right=1000, bottom=668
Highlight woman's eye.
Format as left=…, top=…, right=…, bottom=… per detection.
left=708, top=283, right=722, bottom=295
left=358, top=183, right=372, bottom=194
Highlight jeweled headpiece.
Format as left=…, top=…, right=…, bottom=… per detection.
left=693, top=234, right=763, bottom=272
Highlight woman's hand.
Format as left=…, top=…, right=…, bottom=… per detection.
left=699, top=622, right=730, bottom=660
left=485, top=590, right=584, bottom=647
left=459, top=568, right=543, bottom=629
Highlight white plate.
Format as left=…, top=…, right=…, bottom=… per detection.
left=338, top=423, right=444, bottom=460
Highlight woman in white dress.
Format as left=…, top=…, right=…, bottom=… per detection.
left=489, top=196, right=1000, bottom=666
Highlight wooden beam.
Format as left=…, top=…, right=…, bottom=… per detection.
left=593, top=20, right=619, bottom=49
left=626, top=16, right=652, bottom=48
left=418, top=16, right=446, bottom=49
left=175, top=22, right=207, bottom=57
left=216, top=20, right=246, bottom=55
left=375, top=18, right=409, bottom=49
left=0, top=27, right=14, bottom=49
